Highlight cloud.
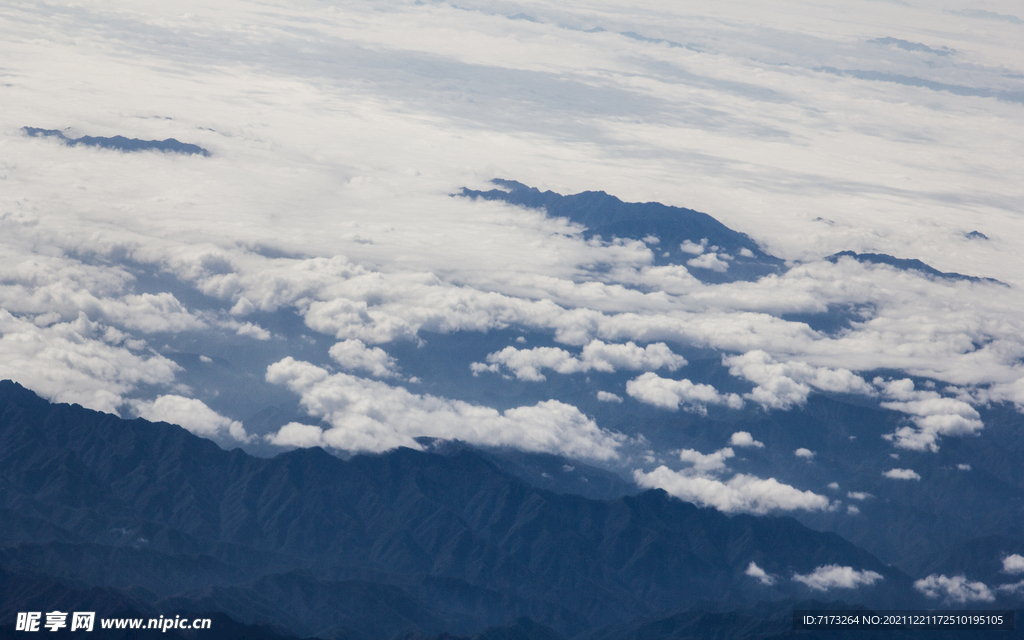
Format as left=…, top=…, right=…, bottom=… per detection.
left=745, top=561, right=777, bottom=586
left=728, top=431, right=764, bottom=448
left=597, top=390, right=623, bottom=403
left=846, top=491, right=873, bottom=501
left=1003, top=554, right=1024, bottom=575
left=914, top=574, right=994, bottom=603
left=686, top=253, right=730, bottom=272
left=633, top=465, right=830, bottom=515
left=626, top=372, right=743, bottom=413
left=724, top=351, right=874, bottom=410
left=472, top=339, right=685, bottom=381
left=883, top=468, right=921, bottom=480
left=847, top=505, right=860, bottom=515
left=794, top=448, right=815, bottom=459
left=679, top=447, right=735, bottom=473
left=680, top=240, right=705, bottom=255
left=265, top=357, right=624, bottom=459
left=996, top=580, right=1024, bottom=595
left=2, top=0, right=1024, bottom=490
left=878, top=379, right=984, bottom=452
left=793, top=565, right=884, bottom=591
left=131, top=395, right=251, bottom=442
left=0, top=310, right=179, bottom=414
left=329, top=339, right=400, bottom=378
left=264, top=422, right=329, bottom=448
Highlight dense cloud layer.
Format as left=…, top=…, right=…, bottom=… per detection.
left=1, top=0, right=1022, bottom=515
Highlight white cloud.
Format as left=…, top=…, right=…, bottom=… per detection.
left=996, top=580, right=1024, bottom=595
left=597, top=390, right=623, bottom=403
left=680, top=240, right=705, bottom=255
left=2, top=0, right=1024, bottom=484
left=915, top=574, right=994, bottom=603
left=0, top=310, right=179, bottom=414
left=264, top=422, right=329, bottom=448
left=233, top=321, right=271, bottom=340
left=878, top=378, right=984, bottom=452
left=473, top=339, right=685, bottom=382
left=728, top=431, right=764, bottom=448
left=745, top=561, right=777, bottom=586
left=827, top=482, right=840, bottom=490
left=957, top=463, right=971, bottom=471
left=679, top=447, right=735, bottom=473
left=329, top=339, right=400, bottom=378
left=265, top=357, right=624, bottom=459
left=131, top=395, right=251, bottom=442
left=1003, top=554, right=1024, bottom=575
left=846, top=491, right=873, bottom=501
left=883, top=468, right=921, bottom=480
left=793, top=565, right=884, bottom=591
left=724, top=351, right=874, bottom=410
left=847, top=505, right=860, bottom=515
left=633, top=465, right=830, bottom=515
left=794, top=448, right=815, bottom=459
left=626, top=372, right=743, bottom=413
left=686, top=252, right=730, bottom=272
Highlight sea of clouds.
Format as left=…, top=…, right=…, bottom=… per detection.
left=1, top=0, right=1021, bottom=514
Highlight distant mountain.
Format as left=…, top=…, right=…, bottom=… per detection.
left=459, top=180, right=785, bottom=283
left=415, top=438, right=639, bottom=501
left=825, top=251, right=1003, bottom=285
left=0, top=380, right=919, bottom=638
left=22, top=127, right=210, bottom=156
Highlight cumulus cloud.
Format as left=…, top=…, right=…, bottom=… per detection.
left=914, top=574, right=994, bottom=603
left=846, top=491, right=873, bottom=501
left=686, top=252, right=730, bottom=272
left=793, top=565, right=884, bottom=591
left=745, top=561, right=777, bottom=586
left=329, top=339, right=400, bottom=378
left=1003, top=554, right=1024, bottom=575
left=131, top=395, right=251, bottom=442
left=626, top=372, right=743, bottom=413
left=597, top=390, right=623, bottom=403
left=679, top=447, right=735, bottom=473
left=680, top=240, right=706, bottom=255
left=0, top=310, right=179, bottom=414
left=634, top=465, right=830, bottom=515
left=724, top=351, right=874, bottom=410
left=265, top=357, right=624, bottom=459
left=728, top=431, right=764, bottom=448
left=473, top=339, right=685, bottom=382
left=264, top=422, right=330, bottom=448
left=883, top=468, right=921, bottom=480
left=878, top=379, right=984, bottom=452
left=794, top=448, right=815, bottom=459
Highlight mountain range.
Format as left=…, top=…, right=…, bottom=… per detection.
left=0, top=380, right=950, bottom=639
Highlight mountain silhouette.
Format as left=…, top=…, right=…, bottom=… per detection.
left=0, top=380, right=918, bottom=638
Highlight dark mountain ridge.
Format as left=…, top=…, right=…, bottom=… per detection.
left=22, top=127, right=209, bottom=156
left=0, top=380, right=919, bottom=638
left=459, top=180, right=785, bottom=283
